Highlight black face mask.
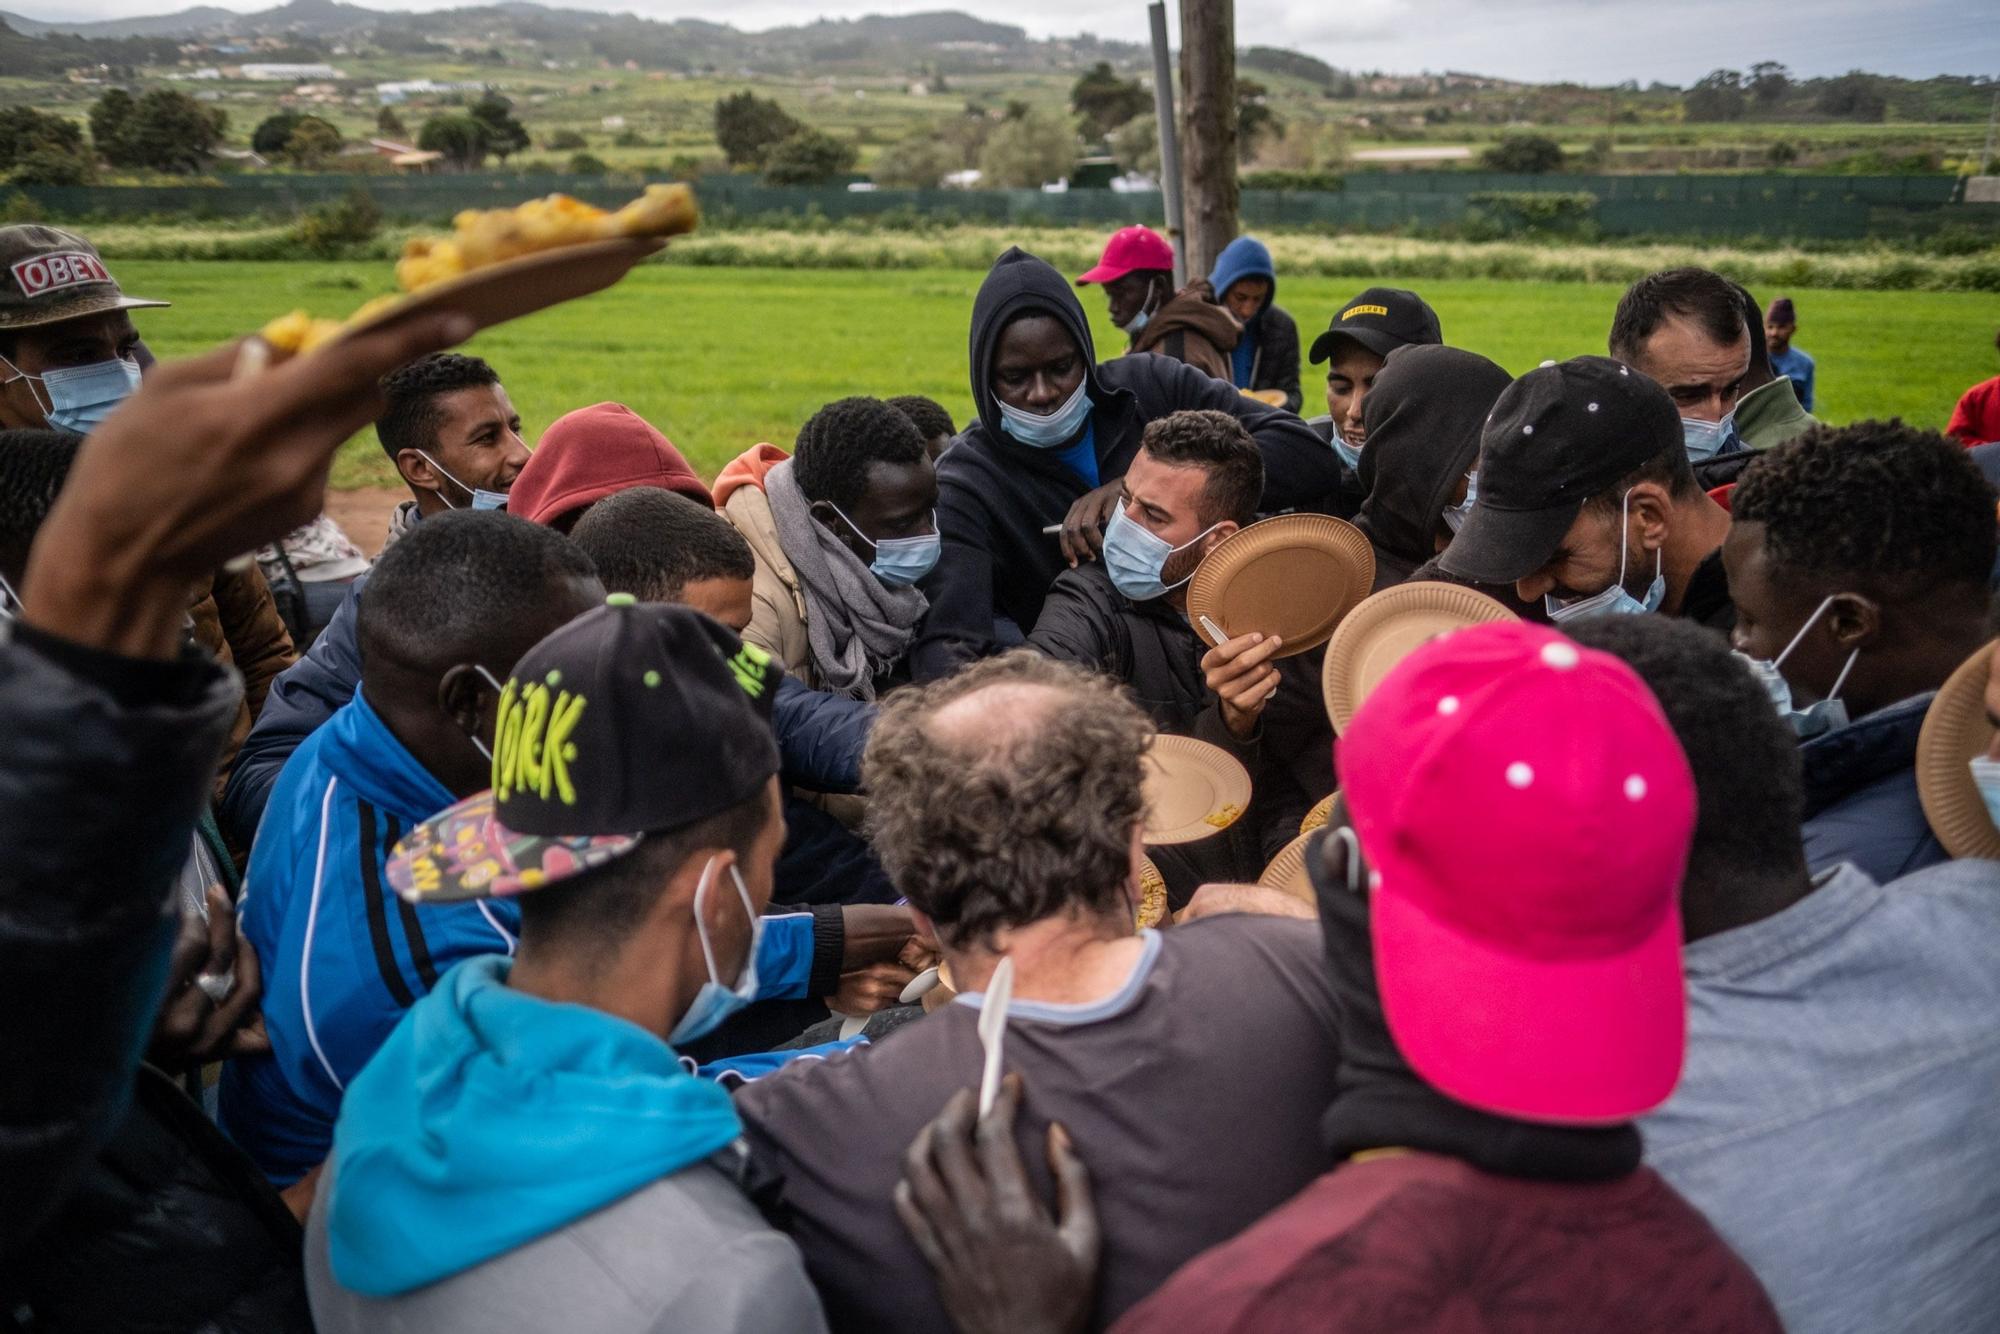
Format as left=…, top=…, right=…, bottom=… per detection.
left=1311, top=828, right=1644, bottom=1182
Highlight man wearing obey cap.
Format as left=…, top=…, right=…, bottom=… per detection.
left=895, top=621, right=1779, bottom=1332
left=1076, top=224, right=1240, bottom=383
left=1439, top=355, right=1736, bottom=631
left=0, top=224, right=165, bottom=436
left=1302, top=285, right=1442, bottom=519
left=306, top=601, right=831, bottom=1333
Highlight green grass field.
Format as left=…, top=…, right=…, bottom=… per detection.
left=113, top=259, right=2000, bottom=490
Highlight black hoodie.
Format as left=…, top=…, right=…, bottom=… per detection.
left=911, top=248, right=1336, bottom=680
left=1352, top=345, right=1513, bottom=591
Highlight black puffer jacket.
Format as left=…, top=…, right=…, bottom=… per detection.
left=1028, top=561, right=1209, bottom=731
left=4, top=1065, right=311, bottom=1332
left=1352, top=346, right=1513, bottom=591
left=913, top=248, right=1336, bottom=680
left=0, top=621, right=237, bottom=1260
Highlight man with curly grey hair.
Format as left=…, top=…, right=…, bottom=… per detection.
left=736, top=651, right=1342, bottom=1334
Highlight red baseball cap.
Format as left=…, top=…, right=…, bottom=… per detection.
left=510, top=402, right=714, bottom=529
left=1336, top=620, right=1694, bottom=1125
left=1076, top=225, right=1175, bottom=286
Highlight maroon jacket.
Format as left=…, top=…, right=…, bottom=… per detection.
left=1115, top=1151, right=1780, bottom=1334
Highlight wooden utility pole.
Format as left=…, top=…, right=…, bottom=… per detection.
left=1177, top=0, right=1237, bottom=282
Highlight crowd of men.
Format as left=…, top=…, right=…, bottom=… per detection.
left=1, top=212, right=1998, bottom=1334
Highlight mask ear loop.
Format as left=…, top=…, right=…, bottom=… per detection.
left=1329, top=825, right=1364, bottom=897
left=460, top=664, right=508, bottom=763
left=690, top=856, right=724, bottom=986
left=0, top=352, right=52, bottom=419
left=1771, top=594, right=1839, bottom=672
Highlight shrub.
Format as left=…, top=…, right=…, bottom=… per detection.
left=977, top=112, right=1076, bottom=188
left=1242, top=169, right=1344, bottom=193
left=763, top=129, right=859, bottom=185
left=567, top=152, right=610, bottom=175
left=546, top=129, right=588, bottom=151
left=1479, top=134, right=1565, bottom=174
left=294, top=187, right=381, bottom=257
left=1462, top=191, right=1599, bottom=241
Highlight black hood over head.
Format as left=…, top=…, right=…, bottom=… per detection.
left=1354, top=345, right=1513, bottom=584
left=967, top=247, right=1103, bottom=442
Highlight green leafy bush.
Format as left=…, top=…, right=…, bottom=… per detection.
left=294, top=188, right=381, bottom=257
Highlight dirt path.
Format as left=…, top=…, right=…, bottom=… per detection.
left=325, top=487, right=406, bottom=558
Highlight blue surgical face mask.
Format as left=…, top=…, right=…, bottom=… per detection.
left=1681, top=410, right=1737, bottom=462
left=997, top=377, right=1092, bottom=449
left=1331, top=428, right=1363, bottom=473
left=415, top=449, right=509, bottom=511
left=1120, top=276, right=1163, bottom=336
left=2, top=354, right=141, bottom=436
left=831, top=504, right=941, bottom=587
left=1967, top=755, right=2000, bottom=831
left=667, top=857, right=764, bottom=1048
left=1442, top=470, right=1477, bottom=534
left=1736, top=595, right=1859, bottom=740
left=1545, top=489, right=1665, bottom=623
left=1102, top=505, right=1219, bottom=603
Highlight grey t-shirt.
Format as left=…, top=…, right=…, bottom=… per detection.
left=738, top=915, right=1342, bottom=1332
left=305, top=1153, right=827, bottom=1334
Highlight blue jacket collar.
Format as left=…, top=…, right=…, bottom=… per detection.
left=319, top=689, right=459, bottom=824
left=1798, top=692, right=1932, bottom=818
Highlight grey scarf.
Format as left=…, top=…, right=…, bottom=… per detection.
left=764, top=459, right=926, bottom=701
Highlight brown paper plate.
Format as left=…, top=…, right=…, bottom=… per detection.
left=1258, top=831, right=1317, bottom=905
left=1141, top=734, right=1252, bottom=844
left=1187, top=514, right=1375, bottom=659
left=1322, top=581, right=1517, bottom=733
left=1916, top=640, right=2000, bottom=860
left=1135, top=855, right=1170, bottom=928
left=1300, top=790, right=1337, bottom=835
left=338, top=236, right=668, bottom=343
left=1240, top=387, right=1289, bottom=407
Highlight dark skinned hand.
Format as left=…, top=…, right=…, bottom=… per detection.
left=1059, top=480, right=1124, bottom=568
left=839, top=903, right=921, bottom=969
left=149, top=885, right=270, bottom=1069
left=895, top=1074, right=1100, bottom=1334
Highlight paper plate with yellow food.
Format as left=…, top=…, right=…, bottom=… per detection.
left=1239, top=387, right=1289, bottom=408
left=256, top=184, right=698, bottom=359
left=1135, top=855, right=1170, bottom=928
left=1141, top=734, right=1251, bottom=845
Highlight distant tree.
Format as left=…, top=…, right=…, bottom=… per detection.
left=713, top=91, right=801, bottom=168
left=567, top=152, right=609, bottom=175
left=1748, top=61, right=1791, bottom=109
left=0, top=107, right=92, bottom=184
left=613, top=128, right=648, bottom=147
left=418, top=114, right=489, bottom=169
left=376, top=106, right=407, bottom=139
left=762, top=128, right=858, bottom=185
left=871, top=133, right=960, bottom=188
left=1685, top=69, right=1747, bottom=122
left=1070, top=61, right=1149, bottom=140
left=1111, top=113, right=1159, bottom=177
left=87, top=88, right=137, bottom=164
left=1766, top=140, right=1799, bottom=166
left=1238, top=79, right=1279, bottom=162
left=545, top=129, right=588, bottom=151
left=251, top=110, right=305, bottom=157
left=469, top=90, right=530, bottom=164
left=1003, top=99, right=1031, bottom=122
left=978, top=111, right=1075, bottom=188
left=1480, top=132, right=1565, bottom=173
left=113, top=89, right=225, bottom=173
left=1817, top=72, right=1887, bottom=122
left=283, top=115, right=342, bottom=169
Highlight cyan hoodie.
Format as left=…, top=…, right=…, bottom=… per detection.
left=326, top=954, right=743, bottom=1297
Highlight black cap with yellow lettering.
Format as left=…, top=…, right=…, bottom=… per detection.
left=1308, top=286, right=1442, bottom=365
left=386, top=595, right=782, bottom=904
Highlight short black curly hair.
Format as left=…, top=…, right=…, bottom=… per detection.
left=0, top=428, right=81, bottom=579
left=1733, top=420, right=1997, bottom=597
left=1609, top=266, right=1745, bottom=365
left=569, top=488, right=754, bottom=602
left=887, top=394, right=955, bottom=444
left=376, top=352, right=500, bottom=462
left=1139, top=409, right=1264, bottom=528
left=1565, top=616, right=1805, bottom=919
left=793, top=396, right=929, bottom=511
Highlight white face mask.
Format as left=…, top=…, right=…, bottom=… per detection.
left=1736, top=595, right=1859, bottom=740
left=666, top=857, right=764, bottom=1047
left=415, top=449, right=508, bottom=511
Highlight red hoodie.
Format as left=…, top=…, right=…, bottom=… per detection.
left=509, top=402, right=713, bottom=528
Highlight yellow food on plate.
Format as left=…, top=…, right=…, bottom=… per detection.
left=1135, top=860, right=1169, bottom=928
left=258, top=309, right=345, bottom=355
left=394, top=183, right=698, bottom=294
left=1204, top=803, right=1243, bottom=829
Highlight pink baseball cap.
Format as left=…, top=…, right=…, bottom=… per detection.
left=1076, top=225, right=1175, bottom=286
left=1336, top=620, right=1694, bottom=1125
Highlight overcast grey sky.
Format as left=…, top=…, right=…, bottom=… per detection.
left=36, top=0, right=2000, bottom=84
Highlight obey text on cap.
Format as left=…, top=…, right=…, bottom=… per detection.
left=12, top=252, right=111, bottom=299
